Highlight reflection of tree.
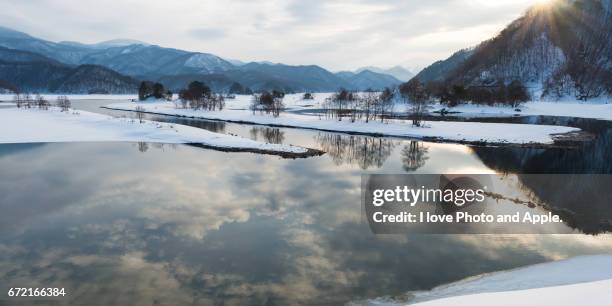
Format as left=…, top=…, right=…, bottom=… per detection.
left=170, top=118, right=226, bottom=134
left=315, top=133, right=396, bottom=169
left=401, top=141, right=429, bottom=172
left=134, top=142, right=177, bottom=153
left=138, top=142, right=149, bottom=153
left=249, top=127, right=285, bottom=144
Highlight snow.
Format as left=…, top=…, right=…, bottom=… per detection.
left=353, top=255, right=612, bottom=306
left=403, top=279, right=612, bottom=306
left=105, top=101, right=580, bottom=145
left=0, top=94, right=137, bottom=101
left=430, top=100, right=612, bottom=121
left=0, top=107, right=310, bottom=154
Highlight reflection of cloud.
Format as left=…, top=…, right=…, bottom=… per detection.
left=2, top=141, right=612, bottom=305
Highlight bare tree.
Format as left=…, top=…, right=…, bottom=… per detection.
left=377, top=87, right=394, bottom=123
left=23, top=93, right=33, bottom=109
left=135, top=106, right=146, bottom=123
left=56, top=95, right=71, bottom=112
left=35, top=93, right=50, bottom=110
left=329, top=88, right=357, bottom=121
left=13, top=93, right=23, bottom=108
left=250, top=91, right=284, bottom=117
left=400, top=79, right=430, bottom=127
left=360, top=91, right=378, bottom=123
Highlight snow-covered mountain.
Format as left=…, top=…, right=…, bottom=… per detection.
left=413, top=0, right=611, bottom=100
left=355, top=66, right=414, bottom=81
left=0, top=27, right=234, bottom=77
left=79, top=45, right=234, bottom=77
left=0, top=46, right=138, bottom=93
left=413, top=48, right=474, bottom=82
left=0, top=26, right=409, bottom=92
left=336, top=69, right=402, bottom=89
left=59, top=39, right=149, bottom=49
left=0, top=26, right=94, bottom=65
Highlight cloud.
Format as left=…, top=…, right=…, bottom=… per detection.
left=0, top=0, right=541, bottom=75
left=189, top=27, right=226, bottom=40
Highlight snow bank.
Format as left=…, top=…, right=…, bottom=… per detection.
left=0, top=107, right=315, bottom=157
left=352, top=255, right=612, bottom=306
left=432, top=101, right=612, bottom=121
left=404, top=279, right=612, bottom=306
left=105, top=101, right=580, bottom=145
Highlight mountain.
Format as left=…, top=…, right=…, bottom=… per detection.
left=336, top=69, right=402, bottom=89
left=0, top=47, right=138, bottom=93
left=413, top=0, right=611, bottom=100
left=59, top=39, right=149, bottom=49
left=0, top=25, right=404, bottom=92
left=0, top=26, right=94, bottom=65
left=413, top=48, right=474, bottom=82
left=160, top=63, right=349, bottom=92
left=356, top=66, right=414, bottom=81
left=78, top=44, right=234, bottom=77
left=0, top=27, right=234, bottom=77
left=236, top=62, right=350, bottom=92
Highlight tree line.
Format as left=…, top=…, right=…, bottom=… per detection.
left=250, top=90, right=285, bottom=117
left=13, top=93, right=71, bottom=112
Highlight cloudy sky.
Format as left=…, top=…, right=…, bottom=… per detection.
left=0, top=0, right=545, bottom=71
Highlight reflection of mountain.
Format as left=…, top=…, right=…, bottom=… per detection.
left=401, top=141, right=429, bottom=172
left=473, top=118, right=612, bottom=234
left=516, top=174, right=612, bottom=234
left=315, top=133, right=396, bottom=169
left=474, top=126, right=611, bottom=174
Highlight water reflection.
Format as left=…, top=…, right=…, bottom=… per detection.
left=0, top=143, right=611, bottom=306
left=401, top=141, right=430, bottom=172
left=249, top=127, right=285, bottom=144
left=315, top=133, right=397, bottom=169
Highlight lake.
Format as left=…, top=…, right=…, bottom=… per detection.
left=0, top=99, right=611, bottom=305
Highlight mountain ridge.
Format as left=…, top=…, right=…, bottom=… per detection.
left=412, top=0, right=611, bottom=100
left=0, top=26, right=404, bottom=92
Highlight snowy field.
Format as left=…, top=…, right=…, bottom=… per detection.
left=0, top=107, right=314, bottom=156
left=352, top=255, right=612, bottom=306
left=2, top=93, right=609, bottom=121
left=105, top=100, right=580, bottom=145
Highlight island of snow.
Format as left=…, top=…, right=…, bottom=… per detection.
left=105, top=100, right=582, bottom=146
left=352, top=255, right=612, bottom=306
left=0, top=107, right=321, bottom=158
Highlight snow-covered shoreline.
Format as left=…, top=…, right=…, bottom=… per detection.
left=105, top=101, right=581, bottom=146
left=0, top=107, right=321, bottom=158
left=430, top=101, right=612, bottom=121
left=352, top=255, right=612, bottom=306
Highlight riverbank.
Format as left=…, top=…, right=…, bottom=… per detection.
left=104, top=101, right=582, bottom=146
left=0, top=107, right=321, bottom=158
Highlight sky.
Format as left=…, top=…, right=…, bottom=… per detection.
left=0, top=0, right=547, bottom=72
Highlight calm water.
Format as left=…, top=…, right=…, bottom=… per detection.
left=1, top=99, right=611, bottom=305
